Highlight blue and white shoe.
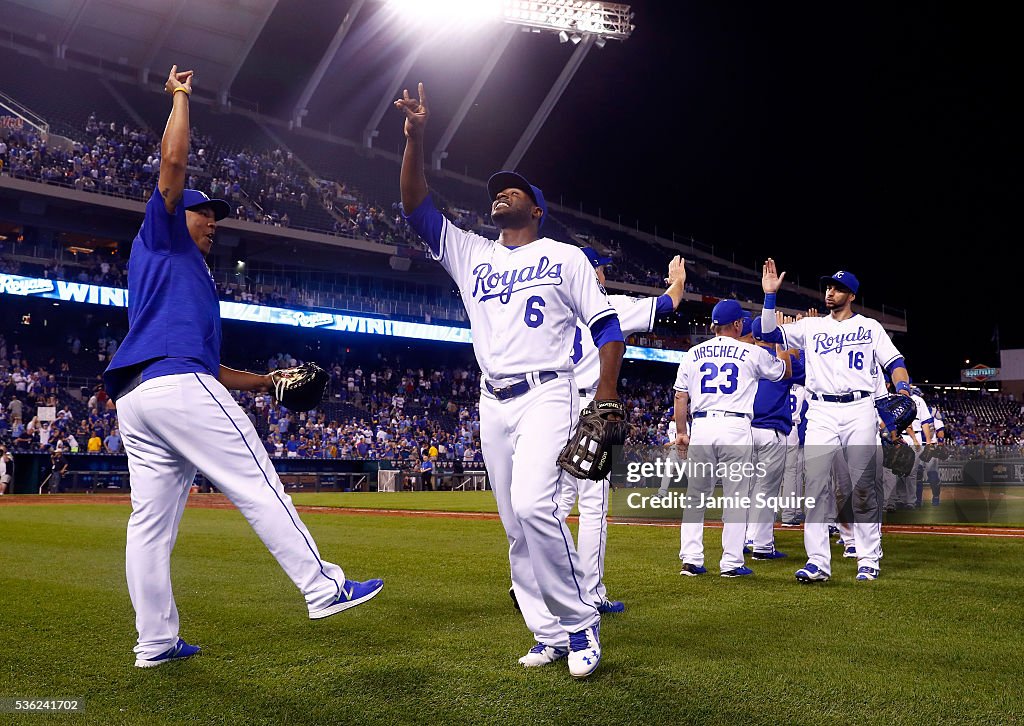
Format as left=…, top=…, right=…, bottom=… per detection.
left=836, top=536, right=845, bottom=546
left=134, top=638, right=201, bottom=668
left=679, top=563, right=708, bottom=577
left=856, top=566, right=880, bottom=581
left=843, top=545, right=858, bottom=559
left=795, top=562, right=830, bottom=583
left=518, top=642, right=568, bottom=667
left=567, top=625, right=601, bottom=678
left=752, top=548, right=788, bottom=560
left=597, top=599, right=625, bottom=614
left=308, top=578, right=384, bottom=619
left=828, top=524, right=840, bottom=538
left=742, top=539, right=754, bottom=555
left=721, top=566, right=754, bottom=577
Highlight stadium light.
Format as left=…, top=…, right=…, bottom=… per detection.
left=501, top=0, right=634, bottom=42
left=383, top=0, right=633, bottom=43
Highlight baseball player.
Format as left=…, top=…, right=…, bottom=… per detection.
left=557, top=248, right=686, bottom=613
left=741, top=314, right=804, bottom=559
left=673, top=299, right=787, bottom=577
left=105, top=67, right=384, bottom=668
left=658, top=416, right=680, bottom=499
left=0, top=446, right=10, bottom=495
left=758, top=261, right=914, bottom=582
left=780, top=375, right=808, bottom=526
left=396, top=83, right=624, bottom=679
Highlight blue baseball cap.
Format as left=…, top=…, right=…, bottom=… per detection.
left=820, top=270, right=859, bottom=294
left=487, top=171, right=546, bottom=229
left=183, top=189, right=231, bottom=221
left=711, top=299, right=746, bottom=326
left=581, top=246, right=613, bottom=269
left=740, top=311, right=754, bottom=337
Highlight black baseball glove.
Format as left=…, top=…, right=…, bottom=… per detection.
left=558, top=399, right=629, bottom=481
left=876, top=394, right=917, bottom=435
left=270, top=362, right=328, bottom=412
left=881, top=437, right=916, bottom=477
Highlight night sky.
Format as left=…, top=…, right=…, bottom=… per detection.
left=239, top=2, right=1016, bottom=383
left=518, top=2, right=1016, bottom=384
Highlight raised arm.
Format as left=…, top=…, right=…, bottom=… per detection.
left=158, top=65, right=193, bottom=214
left=759, top=257, right=786, bottom=336
left=394, top=82, right=430, bottom=213
left=663, top=255, right=686, bottom=310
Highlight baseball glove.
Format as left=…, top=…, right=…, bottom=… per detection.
left=270, top=362, right=328, bottom=411
left=881, top=437, right=916, bottom=477
left=558, top=399, right=629, bottom=481
left=876, top=394, right=917, bottom=435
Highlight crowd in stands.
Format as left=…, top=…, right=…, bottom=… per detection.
left=926, top=389, right=1024, bottom=448
left=1, top=107, right=783, bottom=306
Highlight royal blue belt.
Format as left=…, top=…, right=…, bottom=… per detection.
left=810, top=391, right=870, bottom=403
left=692, top=411, right=749, bottom=419
left=485, top=371, right=558, bottom=400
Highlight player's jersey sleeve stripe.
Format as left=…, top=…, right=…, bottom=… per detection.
left=586, top=307, right=616, bottom=327
left=881, top=353, right=902, bottom=370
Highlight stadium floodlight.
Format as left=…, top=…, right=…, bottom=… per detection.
left=501, top=0, right=634, bottom=42
left=558, top=29, right=569, bottom=43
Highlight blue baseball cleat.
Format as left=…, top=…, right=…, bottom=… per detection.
left=679, top=563, right=708, bottom=577
left=308, top=578, right=384, bottom=619
left=721, top=566, right=754, bottom=577
left=134, top=638, right=201, bottom=668
left=742, top=539, right=754, bottom=555
left=597, top=599, right=625, bottom=614
left=752, top=548, right=788, bottom=560
left=856, top=566, right=880, bottom=581
left=795, top=562, right=830, bottom=583
left=843, top=545, right=858, bottom=558
left=567, top=624, right=601, bottom=678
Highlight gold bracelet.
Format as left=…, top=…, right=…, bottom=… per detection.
left=173, top=87, right=190, bottom=97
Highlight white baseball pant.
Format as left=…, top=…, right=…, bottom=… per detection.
left=744, top=426, right=787, bottom=553
left=557, top=393, right=610, bottom=606
left=480, top=376, right=599, bottom=648
left=802, top=399, right=882, bottom=576
left=118, top=373, right=347, bottom=660
left=680, top=414, right=754, bottom=573
left=780, top=428, right=804, bottom=525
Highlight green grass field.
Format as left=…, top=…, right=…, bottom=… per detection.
left=1, top=499, right=1022, bottom=725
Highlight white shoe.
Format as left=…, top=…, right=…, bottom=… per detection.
left=518, top=643, right=568, bottom=667
left=842, top=545, right=857, bottom=558
left=567, top=625, right=601, bottom=678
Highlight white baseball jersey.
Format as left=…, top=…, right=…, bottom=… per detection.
left=673, top=337, right=786, bottom=415
left=776, top=314, right=902, bottom=396
left=430, top=226, right=615, bottom=380
left=911, top=396, right=931, bottom=434
left=789, top=383, right=807, bottom=425
left=574, top=294, right=657, bottom=392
